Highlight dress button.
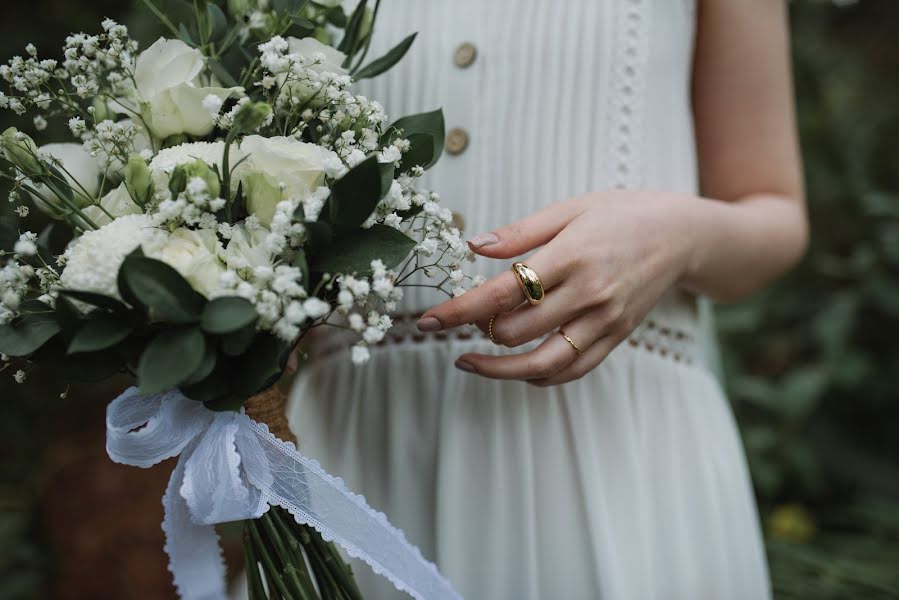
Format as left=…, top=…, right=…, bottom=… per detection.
left=454, top=42, right=477, bottom=68
left=445, top=128, right=469, bottom=156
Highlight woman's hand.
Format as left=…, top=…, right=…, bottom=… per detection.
left=415, top=190, right=695, bottom=386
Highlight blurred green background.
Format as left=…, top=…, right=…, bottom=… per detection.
left=1, top=1, right=898, bottom=598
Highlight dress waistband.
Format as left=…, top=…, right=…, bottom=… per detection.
left=302, top=313, right=702, bottom=365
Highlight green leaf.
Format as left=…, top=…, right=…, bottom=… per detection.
left=207, top=59, right=239, bottom=88
left=182, top=357, right=235, bottom=403
left=231, top=333, right=286, bottom=396
left=338, top=0, right=368, bottom=55
left=178, top=22, right=196, bottom=46
left=289, top=15, right=316, bottom=31
left=119, top=255, right=204, bottom=324
left=67, top=314, right=133, bottom=354
left=201, top=296, right=258, bottom=335
left=205, top=2, right=228, bottom=42
left=304, top=220, right=333, bottom=255
left=292, top=247, right=310, bottom=288
left=324, top=155, right=382, bottom=226
left=354, top=32, right=417, bottom=79
left=381, top=109, right=445, bottom=171
left=0, top=313, right=60, bottom=357
left=54, top=295, right=83, bottom=336
left=137, top=327, right=206, bottom=394
left=184, top=343, right=217, bottom=385
left=57, top=289, right=128, bottom=313
left=398, top=133, right=435, bottom=173
left=378, top=162, right=395, bottom=198
left=326, top=6, right=347, bottom=27
left=309, top=224, right=415, bottom=275
left=219, top=324, right=256, bottom=356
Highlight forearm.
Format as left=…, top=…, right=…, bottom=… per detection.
left=674, top=192, right=808, bottom=303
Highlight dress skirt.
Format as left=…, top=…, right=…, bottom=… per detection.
left=286, top=318, right=771, bottom=600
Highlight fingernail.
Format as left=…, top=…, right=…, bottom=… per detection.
left=468, top=233, right=499, bottom=249
left=455, top=359, right=476, bottom=373
left=416, top=316, right=442, bottom=332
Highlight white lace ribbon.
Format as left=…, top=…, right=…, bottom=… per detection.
left=106, top=387, right=461, bottom=600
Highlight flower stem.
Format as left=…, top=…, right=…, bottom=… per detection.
left=247, top=519, right=293, bottom=599
left=244, top=529, right=268, bottom=600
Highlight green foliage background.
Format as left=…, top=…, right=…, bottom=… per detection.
left=1, top=1, right=897, bottom=598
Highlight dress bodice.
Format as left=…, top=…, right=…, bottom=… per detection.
left=352, top=0, right=703, bottom=348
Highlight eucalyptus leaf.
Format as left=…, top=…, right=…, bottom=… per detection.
left=178, top=22, right=196, bottom=46
left=220, top=324, right=256, bottom=356
left=304, top=221, right=333, bottom=255
left=119, top=255, right=204, bottom=324
left=201, top=296, right=259, bottom=335
left=57, top=289, right=129, bottom=313
left=381, top=109, right=445, bottom=171
left=338, top=0, right=368, bottom=56
left=54, top=295, right=83, bottom=336
left=232, top=333, right=286, bottom=396
left=67, top=314, right=133, bottom=354
left=137, top=327, right=206, bottom=394
left=324, top=155, right=382, bottom=226
left=378, top=162, right=395, bottom=198
left=292, top=248, right=310, bottom=288
left=0, top=313, right=60, bottom=357
left=309, top=224, right=415, bottom=275
left=205, top=3, right=228, bottom=42
left=184, top=343, right=217, bottom=386
left=354, top=32, right=417, bottom=80
left=207, top=59, right=239, bottom=87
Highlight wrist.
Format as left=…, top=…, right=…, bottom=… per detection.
left=657, top=192, right=706, bottom=287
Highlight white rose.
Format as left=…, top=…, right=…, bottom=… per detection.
left=82, top=183, right=142, bottom=227
left=287, top=37, right=348, bottom=76
left=30, top=143, right=101, bottom=216
left=237, top=135, right=329, bottom=226
left=144, top=228, right=225, bottom=298
left=134, top=38, right=243, bottom=139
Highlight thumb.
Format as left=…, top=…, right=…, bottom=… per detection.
left=467, top=198, right=585, bottom=259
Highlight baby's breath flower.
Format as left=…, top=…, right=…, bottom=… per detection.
left=351, top=344, right=371, bottom=365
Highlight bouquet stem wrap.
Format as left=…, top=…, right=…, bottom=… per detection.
left=106, top=387, right=462, bottom=600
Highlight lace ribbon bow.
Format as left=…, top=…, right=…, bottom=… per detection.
left=106, top=387, right=461, bottom=600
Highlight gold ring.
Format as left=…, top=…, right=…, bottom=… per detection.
left=511, top=262, right=545, bottom=306
left=558, top=329, right=584, bottom=355
left=488, top=315, right=498, bottom=344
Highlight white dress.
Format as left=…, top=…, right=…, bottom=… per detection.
left=288, top=1, right=772, bottom=598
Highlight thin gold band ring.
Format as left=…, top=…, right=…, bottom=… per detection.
left=488, top=315, right=498, bottom=344
left=558, top=329, right=584, bottom=355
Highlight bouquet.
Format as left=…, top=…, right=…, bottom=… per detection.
left=0, top=1, right=474, bottom=598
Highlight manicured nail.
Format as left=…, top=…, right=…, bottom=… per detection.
left=468, top=233, right=499, bottom=249
left=416, top=316, right=442, bottom=332
left=455, top=359, right=476, bottom=373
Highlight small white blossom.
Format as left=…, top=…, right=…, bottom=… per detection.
left=14, top=232, right=37, bottom=256
left=202, top=93, right=224, bottom=116
left=351, top=344, right=371, bottom=365
left=303, top=297, right=331, bottom=319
